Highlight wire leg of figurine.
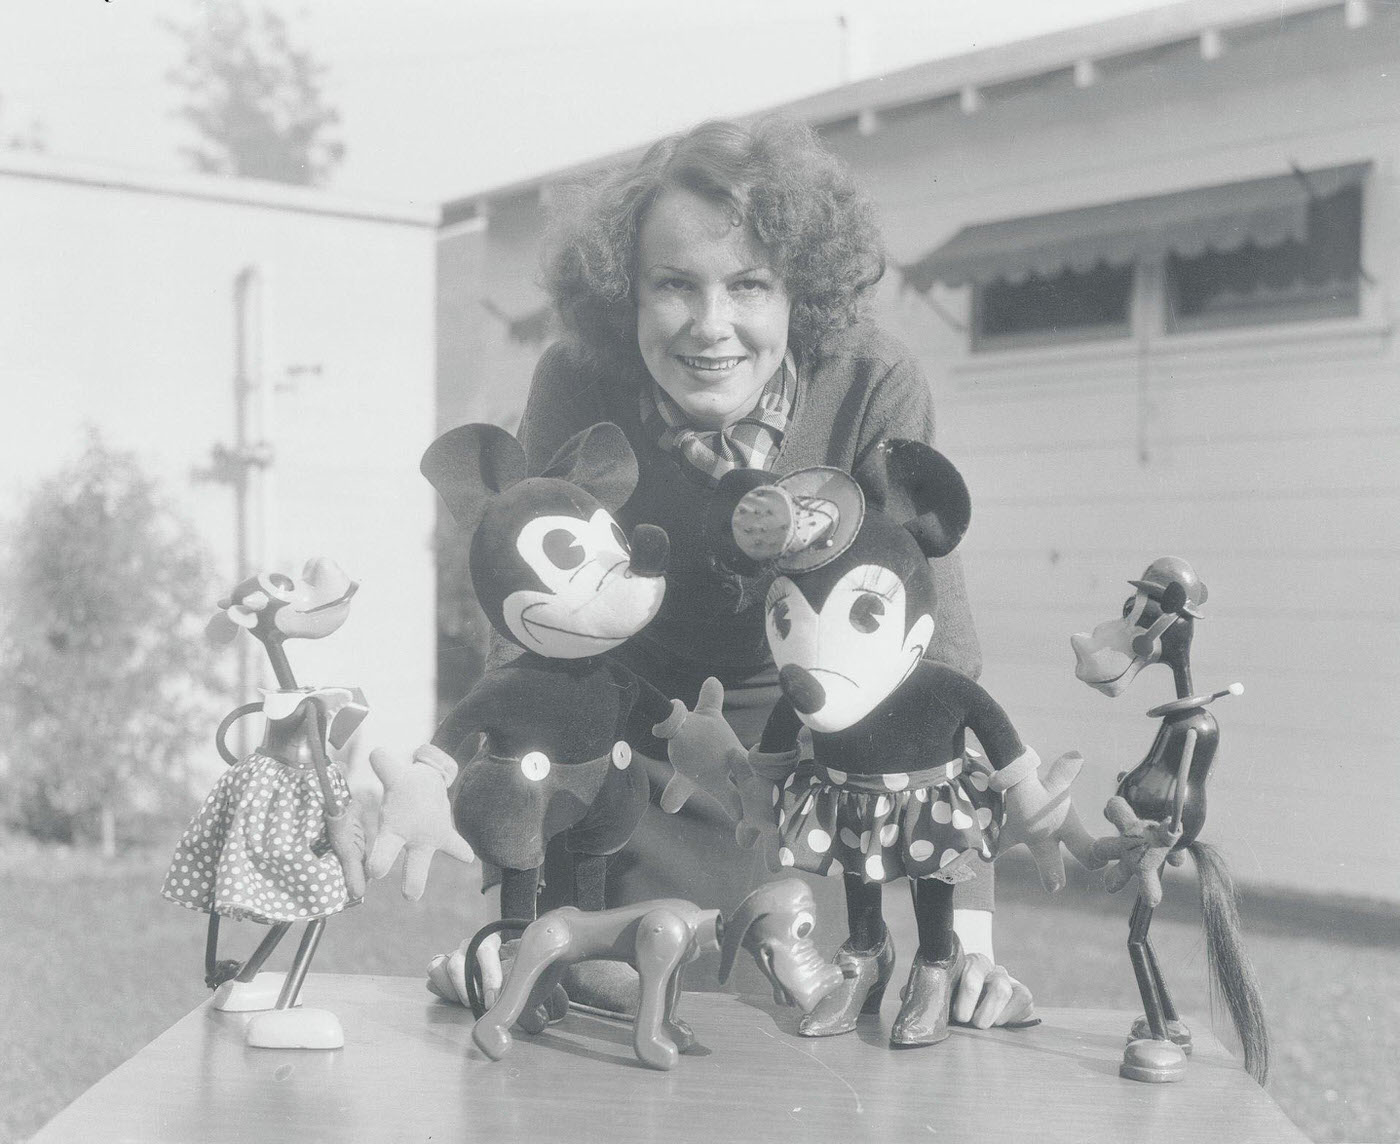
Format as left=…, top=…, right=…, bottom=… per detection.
left=235, top=921, right=293, bottom=983
left=203, top=913, right=243, bottom=989
left=662, top=961, right=696, bottom=1053
left=473, top=921, right=571, bottom=1061
left=1134, top=933, right=1193, bottom=1053
left=274, top=919, right=327, bottom=1010
left=632, top=908, right=690, bottom=1070
left=1121, top=895, right=1188, bottom=1082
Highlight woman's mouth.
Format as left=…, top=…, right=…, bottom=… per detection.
left=676, top=354, right=745, bottom=374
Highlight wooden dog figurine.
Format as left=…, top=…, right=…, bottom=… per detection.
left=459, top=879, right=842, bottom=1071
left=1072, top=556, right=1269, bottom=1084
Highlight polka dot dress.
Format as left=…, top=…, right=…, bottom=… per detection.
left=772, top=756, right=1005, bottom=885
left=162, top=751, right=352, bottom=925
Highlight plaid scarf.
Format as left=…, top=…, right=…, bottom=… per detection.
left=640, top=354, right=795, bottom=487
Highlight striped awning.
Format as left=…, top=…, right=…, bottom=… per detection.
left=901, top=162, right=1369, bottom=289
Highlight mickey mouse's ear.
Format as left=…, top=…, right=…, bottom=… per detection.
left=420, top=423, right=527, bottom=532
left=856, top=439, right=970, bottom=558
left=542, top=422, right=638, bottom=512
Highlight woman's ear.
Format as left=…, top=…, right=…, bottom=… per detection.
left=855, top=439, right=971, bottom=558
left=541, top=422, right=638, bottom=512
left=420, top=423, right=527, bottom=534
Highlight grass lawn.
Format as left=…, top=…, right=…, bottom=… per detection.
left=2, top=839, right=1396, bottom=1144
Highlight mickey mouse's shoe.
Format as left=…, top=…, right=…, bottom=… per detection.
left=798, top=929, right=895, bottom=1038
left=890, top=938, right=964, bottom=1048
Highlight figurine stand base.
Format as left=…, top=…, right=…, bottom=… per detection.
left=30, top=975, right=1305, bottom=1144
left=244, top=1007, right=344, bottom=1050
left=1120, top=1037, right=1189, bottom=1083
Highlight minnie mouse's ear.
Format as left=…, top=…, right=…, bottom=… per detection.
left=856, top=439, right=971, bottom=558
left=420, top=423, right=527, bottom=533
left=541, top=422, right=638, bottom=511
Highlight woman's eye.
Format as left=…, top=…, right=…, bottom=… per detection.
left=849, top=593, right=885, bottom=634
left=542, top=529, right=585, bottom=570
left=733, top=278, right=769, bottom=294
left=770, top=598, right=791, bottom=641
left=610, top=522, right=630, bottom=553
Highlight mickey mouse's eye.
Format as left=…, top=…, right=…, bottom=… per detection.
left=611, top=522, right=630, bottom=552
left=543, top=528, right=585, bottom=570
left=849, top=593, right=885, bottom=634
left=771, top=598, right=791, bottom=640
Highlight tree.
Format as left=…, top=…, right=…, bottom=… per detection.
left=0, top=435, right=222, bottom=853
left=163, top=0, right=344, bottom=185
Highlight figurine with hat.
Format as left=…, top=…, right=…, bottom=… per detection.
left=710, top=439, right=1097, bottom=1048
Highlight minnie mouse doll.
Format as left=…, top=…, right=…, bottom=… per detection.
left=714, top=440, right=1092, bottom=1047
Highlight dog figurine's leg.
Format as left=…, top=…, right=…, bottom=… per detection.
left=472, top=913, right=573, bottom=1061
left=632, top=907, right=692, bottom=1070
left=662, top=962, right=696, bottom=1053
left=516, top=961, right=569, bottom=1035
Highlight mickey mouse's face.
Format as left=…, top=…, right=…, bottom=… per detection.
left=500, top=504, right=664, bottom=658
left=765, top=560, right=934, bottom=733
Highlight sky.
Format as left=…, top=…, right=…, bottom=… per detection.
left=1, top=0, right=1167, bottom=206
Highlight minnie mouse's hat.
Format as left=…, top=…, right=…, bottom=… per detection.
left=730, top=467, right=864, bottom=573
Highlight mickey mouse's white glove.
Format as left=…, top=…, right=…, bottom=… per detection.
left=367, top=744, right=476, bottom=900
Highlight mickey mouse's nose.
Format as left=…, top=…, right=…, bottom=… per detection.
left=627, top=524, right=669, bottom=578
left=779, top=664, right=826, bottom=715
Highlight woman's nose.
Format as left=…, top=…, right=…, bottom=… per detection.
left=690, top=290, right=734, bottom=342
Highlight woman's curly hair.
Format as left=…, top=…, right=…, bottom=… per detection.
left=543, top=117, right=886, bottom=372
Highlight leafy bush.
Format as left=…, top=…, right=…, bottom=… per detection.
left=0, top=435, right=222, bottom=852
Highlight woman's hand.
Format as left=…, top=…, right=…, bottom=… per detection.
left=950, top=908, right=1037, bottom=1028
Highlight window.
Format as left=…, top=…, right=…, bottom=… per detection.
left=1164, top=184, right=1362, bottom=331
left=901, top=163, right=1369, bottom=353
left=973, top=262, right=1134, bottom=350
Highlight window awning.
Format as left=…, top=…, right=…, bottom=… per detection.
left=901, top=162, right=1369, bottom=290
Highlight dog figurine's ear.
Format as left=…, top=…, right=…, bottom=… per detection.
left=421, top=423, right=528, bottom=535
left=540, top=422, right=638, bottom=512
left=856, top=439, right=971, bottom=558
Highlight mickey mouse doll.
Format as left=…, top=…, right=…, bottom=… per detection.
left=715, top=440, right=1089, bottom=1047
left=370, top=423, right=734, bottom=962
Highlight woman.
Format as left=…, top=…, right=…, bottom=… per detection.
left=500, top=118, right=1030, bottom=1025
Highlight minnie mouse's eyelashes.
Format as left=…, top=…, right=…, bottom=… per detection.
left=849, top=593, right=885, bottom=633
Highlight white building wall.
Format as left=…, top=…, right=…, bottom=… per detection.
left=0, top=156, right=441, bottom=776
left=821, top=8, right=1400, bottom=899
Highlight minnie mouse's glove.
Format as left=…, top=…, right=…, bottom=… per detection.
left=367, top=744, right=476, bottom=901
left=654, top=677, right=746, bottom=820
left=324, top=803, right=367, bottom=901
left=1091, top=795, right=1183, bottom=908
left=994, top=749, right=1089, bottom=893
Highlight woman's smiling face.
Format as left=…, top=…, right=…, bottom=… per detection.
left=636, top=187, right=791, bottom=430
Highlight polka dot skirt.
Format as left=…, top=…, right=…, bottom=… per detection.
left=772, top=756, right=1005, bottom=885
left=162, top=752, right=351, bottom=924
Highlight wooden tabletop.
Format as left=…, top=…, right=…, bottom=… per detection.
left=32, top=974, right=1306, bottom=1144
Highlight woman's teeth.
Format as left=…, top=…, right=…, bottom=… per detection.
left=679, top=355, right=743, bottom=371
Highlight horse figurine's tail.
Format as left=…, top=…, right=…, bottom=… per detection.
left=1189, top=841, right=1270, bottom=1084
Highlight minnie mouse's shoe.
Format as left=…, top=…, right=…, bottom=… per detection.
left=797, top=930, right=895, bottom=1037
left=890, top=938, right=964, bottom=1047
